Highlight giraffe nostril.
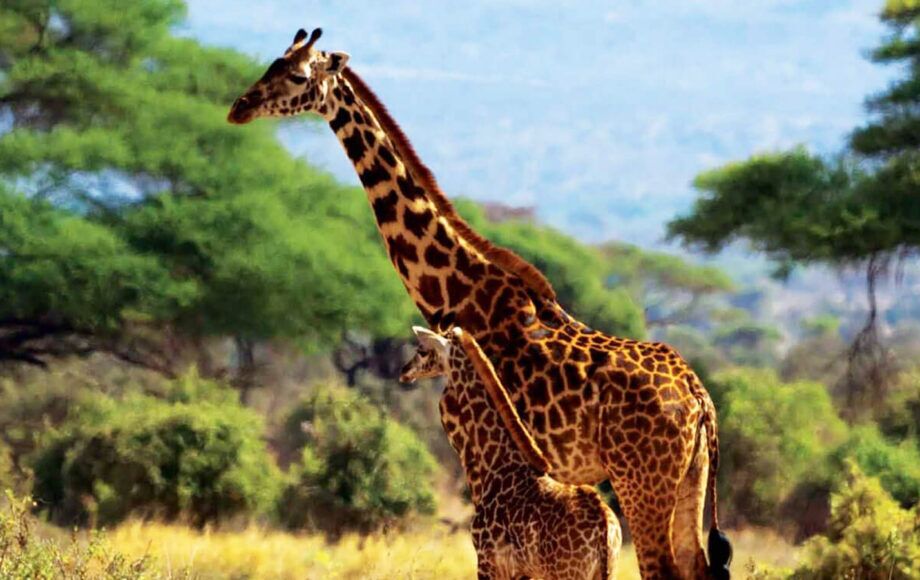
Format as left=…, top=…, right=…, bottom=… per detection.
left=238, top=92, right=263, bottom=107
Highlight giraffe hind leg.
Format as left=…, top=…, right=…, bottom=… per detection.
left=671, top=423, right=711, bottom=579
left=607, top=472, right=681, bottom=579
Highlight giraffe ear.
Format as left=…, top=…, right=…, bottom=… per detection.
left=412, top=326, right=448, bottom=353
left=323, top=51, right=350, bottom=74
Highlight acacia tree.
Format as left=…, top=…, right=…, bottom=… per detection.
left=0, top=0, right=653, bottom=396
left=0, top=0, right=416, bottom=386
left=597, top=241, right=734, bottom=330
left=667, top=0, right=920, bottom=417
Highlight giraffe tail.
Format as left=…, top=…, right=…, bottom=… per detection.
left=702, top=398, right=733, bottom=580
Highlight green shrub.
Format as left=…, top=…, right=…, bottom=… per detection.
left=0, top=374, right=89, bottom=477
left=0, top=364, right=176, bottom=475
left=280, top=385, right=437, bottom=535
left=31, top=387, right=281, bottom=527
left=710, top=368, right=848, bottom=526
left=878, top=369, right=920, bottom=445
left=0, top=491, right=151, bottom=579
left=161, top=368, right=243, bottom=406
left=789, top=462, right=920, bottom=580
left=832, top=425, right=920, bottom=508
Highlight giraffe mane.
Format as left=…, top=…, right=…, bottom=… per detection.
left=457, top=330, right=552, bottom=473
left=341, top=68, right=557, bottom=302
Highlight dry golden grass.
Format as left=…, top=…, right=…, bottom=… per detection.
left=102, top=522, right=796, bottom=580
left=728, top=527, right=800, bottom=573
left=594, top=527, right=799, bottom=580
left=106, top=521, right=641, bottom=579
left=109, top=522, right=477, bottom=579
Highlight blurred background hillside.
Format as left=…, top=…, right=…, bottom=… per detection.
left=1, top=0, right=919, bottom=578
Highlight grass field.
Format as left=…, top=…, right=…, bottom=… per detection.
left=101, top=522, right=796, bottom=579
left=4, top=492, right=798, bottom=579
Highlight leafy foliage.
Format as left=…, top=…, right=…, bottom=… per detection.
left=0, top=361, right=179, bottom=487
left=849, top=1, right=920, bottom=254
left=801, top=314, right=842, bottom=339
left=0, top=185, right=194, bottom=332
left=667, top=1, right=920, bottom=412
left=789, top=462, right=920, bottom=580
left=280, top=385, right=437, bottom=535
left=877, top=368, right=920, bottom=444
left=0, top=0, right=416, bottom=372
left=0, top=491, right=151, bottom=579
left=709, top=368, right=848, bottom=525
left=599, top=240, right=734, bottom=328
left=667, top=149, right=869, bottom=269
left=31, top=382, right=281, bottom=527
left=712, top=320, right=781, bottom=368
left=832, top=425, right=920, bottom=508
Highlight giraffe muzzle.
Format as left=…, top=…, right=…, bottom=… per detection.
left=227, top=95, right=257, bottom=124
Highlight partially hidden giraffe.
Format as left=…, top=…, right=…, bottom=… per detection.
left=401, top=325, right=621, bottom=580
left=228, top=28, right=732, bottom=579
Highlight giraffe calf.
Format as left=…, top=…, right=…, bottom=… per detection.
left=402, top=326, right=621, bottom=580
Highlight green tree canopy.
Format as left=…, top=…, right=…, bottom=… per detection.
left=667, top=149, right=870, bottom=272
left=0, top=0, right=416, bottom=373
left=709, top=368, right=848, bottom=526
left=667, top=0, right=920, bottom=414
left=599, top=241, right=734, bottom=329
left=667, top=1, right=920, bottom=264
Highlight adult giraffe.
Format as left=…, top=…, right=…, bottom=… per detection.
left=228, top=28, right=731, bottom=579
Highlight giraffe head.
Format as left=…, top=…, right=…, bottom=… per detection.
left=227, top=28, right=349, bottom=124
left=399, top=326, right=461, bottom=383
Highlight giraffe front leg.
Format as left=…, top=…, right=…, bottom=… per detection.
left=472, top=514, right=512, bottom=580
left=476, top=551, right=511, bottom=580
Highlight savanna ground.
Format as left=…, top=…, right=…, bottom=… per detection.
left=3, top=490, right=797, bottom=580
left=99, top=525, right=798, bottom=579
left=3, top=1, right=920, bottom=579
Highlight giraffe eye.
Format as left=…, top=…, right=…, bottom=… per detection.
left=289, top=73, right=308, bottom=85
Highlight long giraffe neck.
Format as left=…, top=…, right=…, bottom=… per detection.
left=322, top=69, right=556, bottom=330
left=446, top=353, right=542, bottom=503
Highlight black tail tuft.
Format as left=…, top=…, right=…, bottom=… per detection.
left=708, top=526, right=733, bottom=580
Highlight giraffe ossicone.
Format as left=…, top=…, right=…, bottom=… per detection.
left=229, top=28, right=732, bottom=579
left=403, top=326, right=621, bottom=580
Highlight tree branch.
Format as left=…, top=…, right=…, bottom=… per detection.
left=0, top=317, right=178, bottom=378
left=838, top=253, right=895, bottom=420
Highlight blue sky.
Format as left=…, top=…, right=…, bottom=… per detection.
left=182, top=0, right=894, bottom=249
